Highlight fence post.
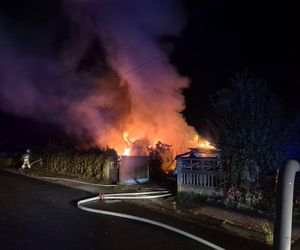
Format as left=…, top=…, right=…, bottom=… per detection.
left=273, top=160, right=300, bottom=250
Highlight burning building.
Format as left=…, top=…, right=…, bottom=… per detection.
left=118, top=135, right=216, bottom=183
left=119, top=156, right=149, bottom=184
left=0, top=0, right=216, bottom=181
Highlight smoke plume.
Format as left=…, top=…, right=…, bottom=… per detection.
left=0, top=0, right=199, bottom=154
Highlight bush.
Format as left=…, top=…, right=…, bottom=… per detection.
left=177, top=191, right=224, bottom=205
left=0, top=153, right=20, bottom=168
left=34, top=146, right=117, bottom=182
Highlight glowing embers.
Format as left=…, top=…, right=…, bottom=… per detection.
left=154, top=141, right=174, bottom=172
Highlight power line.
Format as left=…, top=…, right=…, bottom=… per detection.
left=117, top=55, right=161, bottom=77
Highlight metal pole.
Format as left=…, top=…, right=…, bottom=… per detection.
left=273, top=160, right=300, bottom=250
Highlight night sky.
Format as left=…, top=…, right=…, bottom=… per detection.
left=175, top=1, right=300, bottom=129
left=0, top=0, right=299, bottom=149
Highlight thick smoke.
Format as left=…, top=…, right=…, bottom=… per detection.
left=0, top=0, right=199, bottom=154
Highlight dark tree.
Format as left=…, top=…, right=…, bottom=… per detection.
left=209, top=71, right=293, bottom=189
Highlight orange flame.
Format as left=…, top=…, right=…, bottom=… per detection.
left=123, top=147, right=131, bottom=156
left=199, top=140, right=216, bottom=150
left=123, top=132, right=132, bottom=145
left=120, top=131, right=215, bottom=158
left=122, top=132, right=133, bottom=156
left=194, top=133, right=215, bottom=150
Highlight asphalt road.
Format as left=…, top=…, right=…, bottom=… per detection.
left=0, top=169, right=270, bottom=250
left=0, top=169, right=213, bottom=250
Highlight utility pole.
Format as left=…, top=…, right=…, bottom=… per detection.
left=273, top=160, right=300, bottom=250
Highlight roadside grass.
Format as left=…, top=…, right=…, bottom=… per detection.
left=261, top=221, right=273, bottom=246
left=175, top=191, right=280, bottom=245
left=176, top=191, right=262, bottom=211
left=176, top=191, right=225, bottom=206
left=176, top=190, right=278, bottom=215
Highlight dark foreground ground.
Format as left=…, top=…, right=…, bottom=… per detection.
left=0, top=169, right=272, bottom=250
left=0, top=169, right=207, bottom=250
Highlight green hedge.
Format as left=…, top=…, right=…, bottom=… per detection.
left=1, top=147, right=118, bottom=182
left=0, top=153, right=20, bottom=167
left=38, top=147, right=117, bottom=181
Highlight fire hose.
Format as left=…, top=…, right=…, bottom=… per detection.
left=77, top=191, right=226, bottom=250
left=98, top=190, right=171, bottom=200
left=30, top=159, right=42, bottom=166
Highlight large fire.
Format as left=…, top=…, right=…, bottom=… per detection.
left=0, top=0, right=216, bottom=176
left=120, top=131, right=215, bottom=157
left=122, top=132, right=133, bottom=156
left=119, top=129, right=215, bottom=172
left=123, top=148, right=131, bottom=156
left=64, top=0, right=216, bottom=173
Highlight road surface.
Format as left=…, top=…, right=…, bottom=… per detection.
left=0, top=169, right=269, bottom=250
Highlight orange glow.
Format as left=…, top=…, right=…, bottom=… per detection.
left=68, top=18, right=217, bottom=173
left=193, top=133, right=215, bottom=150
left=123, top=132, right=133, bottom=145
left=123, top=147, right=131, bottom=156
left=199, top=140, right=216, bottom=150
left=122, top=132, right=133, bottom=156
left=194, top=133, right=199, bottom=143
left=119, top=131, right=215, bottom=164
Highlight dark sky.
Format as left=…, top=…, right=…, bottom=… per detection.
left=174, top=0, right=300, bottom=129
left=0, top=0, right=299, bottom=149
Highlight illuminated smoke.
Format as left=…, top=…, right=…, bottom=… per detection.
left=0, top=0, right=200, bottom=154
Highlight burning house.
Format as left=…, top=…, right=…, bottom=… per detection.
left=119, top=156, right=149, bottom=184
left=0, top=0, right=217, bottom=185
left=118, top=139, right=174, bottom=183
left=117, top=133, right=217, bottom=184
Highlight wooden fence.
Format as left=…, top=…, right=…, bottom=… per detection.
left=176, top=157, right=226, bottom=196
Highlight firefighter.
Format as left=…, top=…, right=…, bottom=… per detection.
left=21, top=149, right=31, bottom=169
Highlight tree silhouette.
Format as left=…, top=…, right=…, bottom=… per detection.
left=209, top=70, right=293, bottom=189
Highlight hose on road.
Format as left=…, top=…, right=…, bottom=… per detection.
left=77, top=191, right=226, bottom=250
